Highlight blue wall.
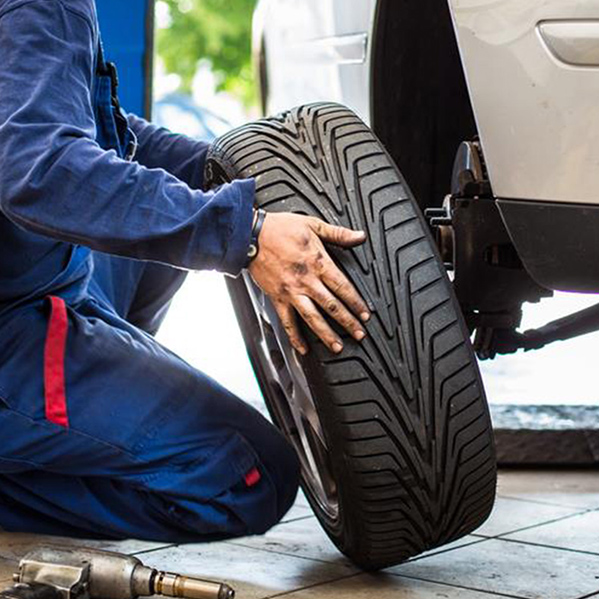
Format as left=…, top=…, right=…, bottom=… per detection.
left=96, top=0, right=153, bottom=118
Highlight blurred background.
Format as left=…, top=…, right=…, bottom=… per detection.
left=154, top=0, right=260, bottom=127
left=100, top=0, right=599, bottom=425
left=151, top=0, right=264, bottom=408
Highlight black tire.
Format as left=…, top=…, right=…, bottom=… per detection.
left=204, top=103, right=496, bottom=570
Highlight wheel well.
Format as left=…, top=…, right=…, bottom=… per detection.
left=370, top=0, right=478, bottom=210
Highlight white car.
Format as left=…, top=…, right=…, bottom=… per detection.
left=254, top=0, right=599, bottom=347
left=202, top=0, right=599, bottom=569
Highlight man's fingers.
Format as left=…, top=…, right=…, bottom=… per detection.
left=294, top=295, right=344, bottom=354
left=311, top=219, right=366, bottom=248
left=310, top=282, right=366, bottom=342
left=321, top=258, right=371, bottom=322
left=275, top=302, right=308, bottom=356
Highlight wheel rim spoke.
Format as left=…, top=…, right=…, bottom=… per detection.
left=242, top=273, right=339, bottom=520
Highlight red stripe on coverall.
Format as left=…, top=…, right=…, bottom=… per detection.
left=44, top=296, right=69, bottom=427
left=245, top=467, right=261, bottom=487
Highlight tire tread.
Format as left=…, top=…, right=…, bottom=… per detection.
left=206, top=103, right=496, bottom=569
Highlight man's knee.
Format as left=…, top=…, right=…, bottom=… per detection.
left=242, top=432, right=301, bottom=535
left=170, top=427, right=300, bottom=539
left=137, top=435, right=300, bottom=542
left=145, top=383, right=302, bottom=538
left=268, top=433, right=301, bottom=522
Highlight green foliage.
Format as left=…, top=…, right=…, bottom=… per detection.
left=157, top=0, right=258, bottom=107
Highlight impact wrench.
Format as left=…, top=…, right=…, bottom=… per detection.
left=0, top=546, right=234, bottom=599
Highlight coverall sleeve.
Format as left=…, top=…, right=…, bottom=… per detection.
left=127, top=114, right=209, bottom=190
left=0, top=0, right=255, bottom=275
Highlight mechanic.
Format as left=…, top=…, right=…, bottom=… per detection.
left=0, top=0, right=370, bottom=541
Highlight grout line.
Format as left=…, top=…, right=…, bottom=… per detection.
left=131, top=543, right=178, bottom=557
left=472, top=508, right=592, bottom=540
left=389, top=573, right=528, bottom=599
left=264, top=572, right=362, bottom=599
left=488, top=536, right=599, bottom=559
left=279, top=514, right=316, bottom=525
left=497, top=493, right=599, bottom=510
left=226, top=539, right=356, bottom=569
left=405, top=536, right=491, bottom=562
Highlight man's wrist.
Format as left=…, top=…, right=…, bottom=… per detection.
left=246, top=208, right=267, bottom=265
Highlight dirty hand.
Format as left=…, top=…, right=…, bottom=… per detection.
left=248, top=212, right=370, bottom=355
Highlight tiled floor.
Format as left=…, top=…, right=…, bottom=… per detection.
left=0, top=470, right=598, bottom=599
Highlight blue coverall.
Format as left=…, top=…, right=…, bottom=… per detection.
left=0, top=0, right=299, bottom=541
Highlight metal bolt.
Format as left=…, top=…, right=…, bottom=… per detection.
left=430, top=217, right=452, bottom=227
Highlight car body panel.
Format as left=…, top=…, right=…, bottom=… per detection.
left=256, top=0, right=599, bottom=206
left=449, top=0, right=599, bottom=204
left=255, top=0, right=377, bottom=122
left=539, top=20, right=599, bottom=67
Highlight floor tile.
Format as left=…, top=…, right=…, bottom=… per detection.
left=234, top=512, right=486, bottom=567
left=276, top=572, right=503, bottom=598
left=506, top=510, right=599, bottom=554
left=497, top=470, right=599, bottom=509
left=389, top=537, right=599, bottom=599
left=293, top=490, right=311, bottom=508
left=474, top=496, right=583, bottom=537
left=280, top=502, right=313, bottom=524
left=89, top=539, right=173, bottom=555
left=0, top=532, right=168, bottom=562
left=410, top=535, right=488, bottom=561
left=0, top=557, right=16, bottom=586
left=229, top=516, right=354, bottom=568
left=140, top=541, right=355, bottom=599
